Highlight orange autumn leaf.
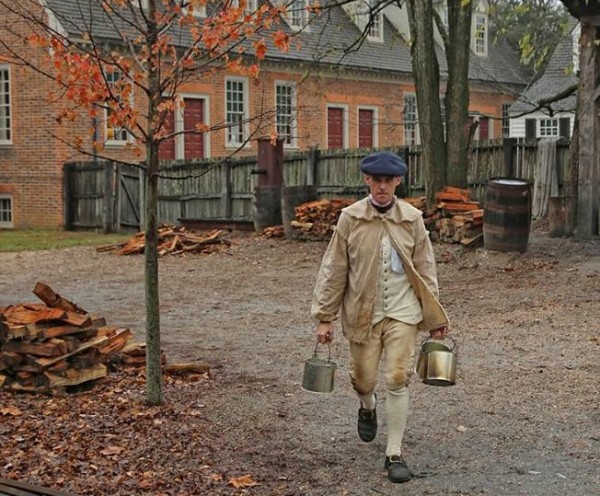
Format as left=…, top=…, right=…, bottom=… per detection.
left=253, top=39, right=267, bottom=60
left=228, top=474, right=258, bottom=489
left=272, top=30, right=290, bottom=52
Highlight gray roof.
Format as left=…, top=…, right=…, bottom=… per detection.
left=509, top=23, right=578, bottom=114
left=44, top=0, right=530, bottom=87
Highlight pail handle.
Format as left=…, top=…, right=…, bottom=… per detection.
left=313, top=341, right=333, bottom=362
left=420, top=335, right=457, bottom=353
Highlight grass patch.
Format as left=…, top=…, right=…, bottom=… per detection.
left=0, top=229, right=132, bottom=252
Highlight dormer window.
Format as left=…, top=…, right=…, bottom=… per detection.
left=182, top=1, right=207, bottom=17
left=229, top=0, right=258, bottom=15
left=287, top=0, right=309, bottom=31
left=472, top=13, right=488, bottom=56
left=356, top=0, right=383, bottom=42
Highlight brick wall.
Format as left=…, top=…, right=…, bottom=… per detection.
left=0, top=4, right=519, bottom=229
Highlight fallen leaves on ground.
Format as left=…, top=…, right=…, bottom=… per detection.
left=0, top=370, right=257, bottom=495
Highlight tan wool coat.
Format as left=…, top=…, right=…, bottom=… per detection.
left=311, top=197, right=449, bottom=344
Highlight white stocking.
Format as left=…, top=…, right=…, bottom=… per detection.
left=385, top=386, right=409, bottom=456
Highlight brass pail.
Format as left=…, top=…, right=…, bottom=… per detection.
left=415, top=338, right=451, bottom=381
left=302, top=343, right=337, bottom=394
left=416, top=336, right=457, bottom=386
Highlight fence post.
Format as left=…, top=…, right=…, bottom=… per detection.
left=103, top=162, right=115, bottom=233
left=221, top=158, right=232, bottom=218
left=307, top=146, right=320, bottom=186
left=63, top=162, right=73, bottom=230
left=139, top=165, right=145, bottom=231
left=503, top=138, right=516, bottom=178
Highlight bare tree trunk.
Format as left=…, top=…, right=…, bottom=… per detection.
left=445, top=0, right=472, bottom=188
left=406, top=0, right=447, bottom=206
left=144, top=0, right=163, bottom=406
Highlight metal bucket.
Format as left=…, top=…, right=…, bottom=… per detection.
left=416, top=337, right=457, bottom=386
left=302, top=343, right=337, bottom=394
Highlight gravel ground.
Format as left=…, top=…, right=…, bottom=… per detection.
left=0, top=228, right=599, bottom=496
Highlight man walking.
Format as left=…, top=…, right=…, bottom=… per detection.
left=311, top=151, right=449, bottom=483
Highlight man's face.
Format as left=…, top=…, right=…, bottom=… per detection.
left=365, top=174, right=402, bottom=205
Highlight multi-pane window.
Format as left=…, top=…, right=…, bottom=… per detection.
left=229, top=0, right=257, bottom=14
left=357, top=0, right=383, bottom=41
left=276, top=82, right=297, bottom=147
left=539, top=118, right=558, bottom=137
left=502, top=103, right=511, bottom=138
left=105, top=70, right=130, bottom=143
left=0, top=195, right=12, bottom=227
left=288, top=0, right=308, bottom=30
left=473, top=13, right=488, bottom=56
left=403, top=94, right=418, bottom=145
left=226, top=78, right=248, bottom=146
left=0, top=66, right=11, bottom=144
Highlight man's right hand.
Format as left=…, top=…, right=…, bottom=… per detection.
left=316, top=322, right=334, bottom=343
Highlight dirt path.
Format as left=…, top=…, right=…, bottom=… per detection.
left=0, top=230, right=599, bottom=495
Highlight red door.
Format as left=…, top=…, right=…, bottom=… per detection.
left=183, top=98, right=205, bottom=159
left=327, top=107, right=344, bottom=149
left=479, top=117, right=489, bottom=141
left=159, top=110, right=175, bottom=160
left=358, top=109, right=374, bottom=148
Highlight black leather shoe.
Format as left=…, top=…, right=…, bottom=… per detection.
left=384, top=455, right=412, bottom=483
left=357, top=404, right=377, bottom=442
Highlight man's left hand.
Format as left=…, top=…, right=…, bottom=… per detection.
left=429, top=325, right=448, bottom=340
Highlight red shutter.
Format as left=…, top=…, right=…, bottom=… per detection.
left=159, top=110, right=175, bottom=160
left=327, top=107, right=344, bottom=149
left=358, top=109, right=374, bottom=148
left=183, top=98, right=205, bottom=159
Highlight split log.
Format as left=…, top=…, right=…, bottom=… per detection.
left=45, top=363, right=107, bottom=388
left=33, top=282, right=87, bottom=314
left=163, top=363, right=210, bottom=376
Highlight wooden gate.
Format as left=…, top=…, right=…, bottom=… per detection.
left=64, top=162, right=143, bottom=233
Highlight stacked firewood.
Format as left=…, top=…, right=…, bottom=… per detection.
left=428, top=187, right=484, bottom=246
left=97, top=225, right=231, bottom=256
left=402, top=196, right=427, bottom=212
left=290, top=198, right=356, bottom=240
left=0, top=283, right=133, bottom=393
left=261, top=225, right=285, bottom=239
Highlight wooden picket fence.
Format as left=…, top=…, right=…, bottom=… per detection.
left=63, top=138, right=571, bottom=232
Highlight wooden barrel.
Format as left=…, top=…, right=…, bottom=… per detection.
left=252, top=185, right=282, bottom=232
left=281, top=185, right=318, bottom=239
left=483, top=178, right=532, bottom=253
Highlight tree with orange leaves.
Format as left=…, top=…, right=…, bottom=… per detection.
left=0, top=0, right=298, bottom=405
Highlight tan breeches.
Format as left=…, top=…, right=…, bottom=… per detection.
left=349, top=318, right=418, bottom=395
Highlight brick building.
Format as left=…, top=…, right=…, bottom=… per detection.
left=0, top=0, right=531, bottom=229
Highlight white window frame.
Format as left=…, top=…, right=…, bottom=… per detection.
left=472, top=13, right=488, bottom=56
left=229, top=0, right=258, bottom=15
left=175, top=93, right=211, bottom=159
left=539, top=118, right=559, bottom=137
left=0, top=194, right=13, bottom=228
left=105, top=70, right=133, bottom=146
left=356, top=105, right=378, bottom=148
left=182, top=1, right=206, bottom=17
left=275, top=81, right=298, bottom=149
left=356, top=0, right=383, bottom=42
left=403, top=93, right=419, bottom=146
left=287, top=0, right=309, bottom=31
left=225, top=77, right=249, bottom=148
left=326, top=103, right=349, bottom=150
left=0, top=65, right=11, bottom=145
